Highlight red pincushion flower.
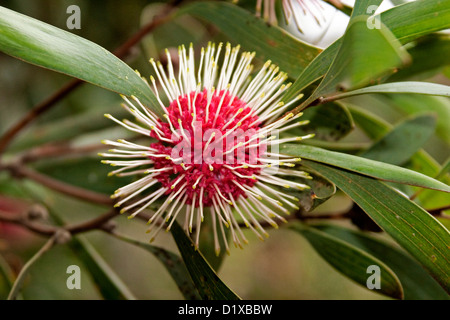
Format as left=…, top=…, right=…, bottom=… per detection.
left=101, top=43, right=313, bottom=254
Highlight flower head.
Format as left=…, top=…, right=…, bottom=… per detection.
left=101, top=43, right=314, bottom=254
left=255, top=0, right=348, bottom=48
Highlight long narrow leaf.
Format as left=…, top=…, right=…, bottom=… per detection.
left=388, top=34, right=450, bottom=82
left=303, top=16, right=410, bottom=107
left=69, top=235, right=137, bottom=300
left=10, top=182, right=137, bottom=300
left=381, top=94, right=450, bottom=145
left=282, top=0, right=384, bottom=102
left=0, top=6, right=162, bottom=115
left=359, top=114, right=437, bottom=166
left=304, top=161, right=450, bottom=293
left=349, top=104, right=450, bottom=212
left=281, top=144, right=450, bottom=192
left=348, top=104, right=441, bottom=177
left=290, top=223, right=404, bottom=299
left=283, top=0, right=450, bottom=104
left=111, top=232, right=201, bottom=300
left=328, top=82, right=450, bottom=101
left=380, top=0, right=450, bottom=44
left=171, top=221, right=240, bottom=300
left=315, top=224, right=449, bottom=299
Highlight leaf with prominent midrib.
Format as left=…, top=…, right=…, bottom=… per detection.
left=282, top=0, right=450, bottom=106
left=290, top=223, right=404, bottom=299
left=111, top=232, right=201, bottom=300
left=328, top=82, right=450, bottom=101
left=348, top=103, right=450, bottom=209
left=171, top=221, right=240, bottom=300
left=314, top=224, right=449, bottom=300
left=302, top=16, right=410, bottom=107
left=348, top=104, right=441, bottom=177
left=387, top=34, right=450, bottom=82
left=303, top=161, right=450, bottom=293
left=68, top=235, right=137, bottom=300
left=381, top=94, right=450, bottom=145
left=359, top=114, right=437, bottom=166
left=45, top=207, right=136, bottom=300
left=281, top=144, right=450, bottom=193
left=0, top=6, right=162, bottom=116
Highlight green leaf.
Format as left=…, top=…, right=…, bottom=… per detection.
left=0, top=6, right=162, bottom=116
left=196, top=217, right=229, bottom=272
left=417, top=164, right=450, bottom=211
left=387, top=34, right=450, bottom=81
left=438, top=218, right=450, bottom=231
left=308, top=17, right=409, bottom=103
left=111, top=232, right=201, bottom=300
left=348, top=103, right=392, bottom=138
left=281, top=144, right=450, bottom=193
left=281, top=40, right=340, bottom=104
left=14, top=183, right=137, bottom=300
left=303, top=161, right=450, bottom=293
left=328, top=82, right=450, bottom=101
left=278, top=0, right=385, bottom=104
left=380, top=94, right=450, bottom=145
left=289, top=223, right=404, bottom=299
left=379, top=0, right=450, bottom=44
left=314, top=224, right=449, bottom=300
left=348, top=104, right=449, bottom=210
left=350, top=0, right=384, bottom=18
left=301, top=140, right=368, bottom=154
left=176, top=1, right=321, bottom=78
left=348, top=104, right=441, bottom=177
left=291, top=102, right=354, bottom=141
left=436, top=157, right=450, bottom=181
left=283, top=0, right=450, bottom=105
left=69, top=235, right=137, bottom=300
left=359, top=114, right=437, bottom=166
left=171, top=221, right=240, bottom=300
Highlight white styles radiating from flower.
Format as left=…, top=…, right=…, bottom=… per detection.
left=101, top=43, right=314, bottom=255
left=256, top=0, right=349, bottom=48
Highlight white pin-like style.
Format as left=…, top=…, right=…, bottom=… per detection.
left=253, top=0, right=349, bottom=48
left=256, top=0, right=331, bottom=30
left=100, top=43, right=314, bottom=255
